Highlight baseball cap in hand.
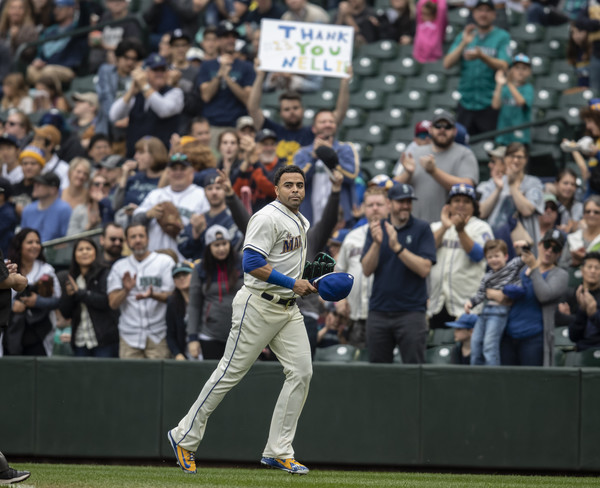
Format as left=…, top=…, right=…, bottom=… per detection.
left=445, top=314, right=477, bottom=329
left=33, top=172, right=60, bottom=188
left=312, top=272, right=354, bottom=302
left=315, top=146, right=339, bottom=171
left=388, top=183, right=417, bottom=201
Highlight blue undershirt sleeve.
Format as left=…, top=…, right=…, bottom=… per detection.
left=467, top=242, right=484, bottom=262
left=243, top=248, right=267, bottom=272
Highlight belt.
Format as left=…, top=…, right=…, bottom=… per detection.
left=261, top=292, right=296, bottom=308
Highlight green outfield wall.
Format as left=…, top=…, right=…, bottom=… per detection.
left=2, top=358, right=598, bottom=471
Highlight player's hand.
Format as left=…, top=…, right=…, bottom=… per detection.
left=451, top=212, right=467, bottom=232
left=5, top=260, right=17, bottom=274
left=190, top=213, right=207, bottom=240
left=462, top=24, right=476, bottom=45
left=492, top=170, right=504, bottom=189
left=464, top=300, right=472, bottom=314
left=521, top=247, right=537, bottom=269
left=12, top=299, right=26, bottom=313
left=20, top=292, right=37, bottom=308
left=122, top=271, right=136, bottom=292
left=188, top=340, right=201, bottom=358
left=369, top=219, right=383, bottom=245
left=135, top=285, right=153, bottom=300
left=293, top=279, right=318, bottom=296
left=485, top=288, right=504, bottom=302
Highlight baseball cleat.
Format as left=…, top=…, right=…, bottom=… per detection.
left=260, top=457, right=309, bottom=475
left=0, top=467, right=31, bottom=484
left=168, top=430, right=197, bottom=474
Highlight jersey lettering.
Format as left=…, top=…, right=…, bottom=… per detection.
left=281, top=235, right=302, bottom=254
left=139, top=276, right=163, bottom=287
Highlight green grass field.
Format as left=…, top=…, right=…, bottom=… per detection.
left=10, top=463, right=600, bottom=488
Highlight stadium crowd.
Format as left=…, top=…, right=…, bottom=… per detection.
left=0, top=0, right=599, bottom=367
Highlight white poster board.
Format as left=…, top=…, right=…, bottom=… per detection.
left=258, top=19, right=354, bottom=79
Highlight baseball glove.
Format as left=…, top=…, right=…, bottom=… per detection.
left=302, top=252, right=336, bottom=281
left=157, top=201, right=184, bottom=239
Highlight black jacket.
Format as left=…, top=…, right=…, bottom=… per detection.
left=59, top=266, right=119, bottom=348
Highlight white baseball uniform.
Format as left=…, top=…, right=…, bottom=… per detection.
left=134, top=184, right=209, bottom=260
left=107, top=252, right=175, bottom=349
left=170, top=199, right=313, bottom=460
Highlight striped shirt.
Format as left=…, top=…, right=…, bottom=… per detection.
left=470, top=257, right=526, bottom=307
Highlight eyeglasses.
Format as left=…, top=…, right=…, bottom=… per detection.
left=415, top=132, right=430, bottom=139
left=507, top=154, right=526, bottom=160
left=92, top=181, right=111, bottom=188
left=109, top=237, right=124, bottom=242
left=432, top=123, right=454, bottom=130
left=584, top=209, right=600, bottom=215
left=542, top=241, right=561, bottom=253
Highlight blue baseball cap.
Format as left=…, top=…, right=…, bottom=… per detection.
left=328, top=229, right=350, bottom=245
left=143, top=53, right=168, bottom=70
left=448, top=183, right=477, bottom=202
left=388, top=183, right=417, bottom=201
left=312, top=272, right=354, bottom=302
left=511, top=53, right=531, bottom=67
left=445, top=314, right=478, bottom=329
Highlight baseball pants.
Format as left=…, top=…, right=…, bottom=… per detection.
left=170, top=287, right=313, bottom=459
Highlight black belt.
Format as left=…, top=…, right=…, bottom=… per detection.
left=261, top=292, right=296, bottom=308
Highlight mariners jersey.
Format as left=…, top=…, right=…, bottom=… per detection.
left=107, top=252, right=175, bottom=349
left=243, top=200, right=309, bottom=299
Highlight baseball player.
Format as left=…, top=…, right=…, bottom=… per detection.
left=168, top=165, right=318, bottom=475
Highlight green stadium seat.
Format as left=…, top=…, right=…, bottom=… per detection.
left=382, top=56, right=422, bottom=77
left=544, top=23, right=570, bottom=42
left=538, top=71, right=577, bottom=92
left=545, top=107, right=584, bottom=130
left=528, top=39, right=567, bottom=60
left=261, top=108, right=280, bottom=123
left=554, top=326, right=576, bottom=351
left=361, top=73, right=404, bottom=93
left=445, top=24, right=459, bottom=44
left=393, top=346, right=403, bottom=363
left=428, top=328, right=456, bottom=347
left=528, top=143, right=564, bottom=178
left=361, top=158, right=394, bottom=178
left=358, top=39, right=400, bottom=60
left=506, top=8, right=525, bottom=26
left=302, top=108, right=315, bottom=127
left=351, top=89, right=387, bottom=110
left=532, top=121, right=567, bottom=144
left=445, top=75, right=460, bottom=94
left=447, top=7, right=470, bottom=27
left=509, top=39, right=528, bottom=57
left=426, top=345, right=454, bottom=365
left=370, top=141, right=408, bottom=162
left=341, top=108, right=367, bottom=129
left=347, top=141, right=372, bottom=161
left=553, top=347, right=566, bottom=367
left=558, top=89, right=595, bottom=109
left=390, top=127, right=417, bottom=144
left=469, top=140, right=496, bottom=165
left=69, top=74, right=97, bottom=93
left=405, top=72, right=447, bottom=93
left=322, top=76, right=361, bottom=93
left=346, top=123, right=390, bottom=144
left=303, top=90, right=337, bottom=110
left=530, top=56, right=552, bottom=77
left=353, top=56, right=380, bottom=77
left=314, top=344, right=357, bottom=362
left=511, top=23, right=545, bottom=43
left=354, top=348, right=369, bottom=362
left=564, top=348, right=600, bottom=367
left=430, top=91, right=462, bottom=112
left=368, top=107, right=411, bottom=129
left=427, top=58, right=460, bottom=77
left=533, top=88, right=559, bottom=110
left=260, top=91, right=280, bottom=110
left=388, top=90, right=430, bottom=111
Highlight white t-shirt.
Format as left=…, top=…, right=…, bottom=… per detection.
left=42, top=154, right=70, bottom=190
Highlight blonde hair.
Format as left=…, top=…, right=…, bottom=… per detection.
left=0, top=0, right=34, bottom=35
left=1, top=73, right=29, bottom=110
left=69, top=156, right=92, bottom=177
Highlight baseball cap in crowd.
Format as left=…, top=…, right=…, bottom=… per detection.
left=72, top=92, right=99, bottom=109
left=170, top=29, right=191, bottom=45
left=543, top=193, right=559, bottom=210
left=54, top=0, right=75, bottom=6
left=168, top=153, right=191, bottom=168
left=33, top=172, right=60, bottom=188
left=143, top=53, right=168, bottom=70
left=0, top=177, right=12, bottom=198
left=511, top=53, right=531, bottom=67
left=415, top=120, right=431, bottom=138
left=540, top=228, right=566, bottom=252
left=186, top=47, right=205, bottom=62
left=312, top=272, right=354, bottom=302
left=448, top=183, right=477, bottom=202
left=445, top=314, right=478, bottom=329
left=202, top=168, right=219, bottom=187
left=255, top=128, right=277, bottom=143
left=369, top=174, right=394, bottom=190
left=0, top=133, right=18, bottom=147
left=487, top=145, right=506, bottom=159
left=388, top=183, right=417, bottom=201
left=454, top=122, right=469, bottom=146
left=474, top=0, right=494, bottom=9
left=328, top=229, right=349, bottom=245
left=34, top=124, right=61, bottom=146
left=19, top=145, right=46, bottom=166
left=431, top=109, right=456, bottom=127
left=100, top=154, right=125, bottom=169
left=172, top=261, right=193, bottom=277
left=236, top=115, right=255, bottom=131
left=216, top=20, right=238, bottom=37
left=39, top=109, right=66, bottom=132
left=205, top=224, right=231, bottom=246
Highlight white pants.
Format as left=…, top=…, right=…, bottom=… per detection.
left=170, top=287, right=312, bottom=459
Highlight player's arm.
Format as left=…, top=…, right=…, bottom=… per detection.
left=243, top=248, right=316, bottom=296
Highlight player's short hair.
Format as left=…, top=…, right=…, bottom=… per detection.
left=125, top=222, right=148, bottom=239
left=279, top=92, right=302, bottom=105
left=483, top=239, right=508, bottom=257
left=583, top=251, right=600, bottom=266
left=274, top=165, right=305, bottom=186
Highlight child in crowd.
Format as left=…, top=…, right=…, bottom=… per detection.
left=567, top=22, right=591, bottom=88
left=413, top=0, right=447, bottom=63
left=492, top=53, right=534, bottom=147
left=464, top=239, right=527, bottom=365
left=445, top=314, right=477, bottom=365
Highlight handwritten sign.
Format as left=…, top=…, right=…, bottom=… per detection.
left=258, top=19, right=354, bottom=78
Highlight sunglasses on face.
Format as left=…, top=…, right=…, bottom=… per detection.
left=109, top=237, right=124, bottom=242
left=542, top=241, right=561, bottom=253
left=432, top=122, right=454, bottom=130
left=415, top=132, right=430, bottom=139
left=92, top=181, right=110, bottom=188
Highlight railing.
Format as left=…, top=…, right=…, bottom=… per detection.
left=469, top=116, right=574, bottom=145
left=42, top=228, right=103, bottom=270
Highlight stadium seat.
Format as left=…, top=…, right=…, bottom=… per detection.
left=368, top=107, right=411, bottom=129
left=383, top=56, right=422, bottom=77
left=533, top=88, right=559, bottom=110
left=346, top=141, right=372, bottom=161
left=563, top=348, right=600, bottom=367
left=353, top=56, right=380, bottom=77
left=558, top=89, right=595, bottom=109
left=388, top=90, right=430, bottom=111
left=553, top=347, right=566, bottom=367
left=346, top=123, right=390, bottom=144
left=447, top=7, right=470, bottom=27
left=426, top=345, right=454, bottom=365
left=390, top=127, right=417, bottom=145
left=370, top=141, right=408, bottom=162
left=428, top=328, right=456, bottom=347
left=554, top=326, right=576, bottom=351
left=430, top=91, right=462, bottom=112
left=511, top=23, right=545, bottom=43
left=361, top=158, right=394, bottom=178
left=530, top=56, right=552, bottom=77
left=354, top=348, right=369, bottom=362
left=261, top=108, right=280, bottom=123
left=341, top=108, right=367, bottom=129
left=538, top=71, right=577, bottom=92
left=351, top=89, right=387, bottom=110
left=302, top=108, right=315, bottom=127
left=303, top=90, right=337, bottom=110
left=69, top=74, right=98, bottom=93
left=528, top=143, right=564, bottom=178
left=322, top=75, right=361, bottom=93
left=405, top=73, right=447, bottom=93
left=314, top=344, right=357, bottom=362
left=260, top=91, right=280, bottom=110
left=532, top=121, right=567, bottom=144
left=361, top=73, right=404, bottom=93
left=506, top=8, right=525, bottom=26
left=427, top=58, right=460, bottom=77
left=357, top=39, right=400, bottom=60
left=508, top=39, right=528, bottom=57
left=469, top=140, right=495, bottom=166
left=545, top=107, right=584, bottom=130
left=528, top=39, right=566, bottom=60
left=445, top=24, right=458, bottom=44
left=544, top=23, right=570, bottom=42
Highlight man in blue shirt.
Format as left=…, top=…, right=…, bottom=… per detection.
left=195, top=21, right=256, bottom=146
left=361, top=184, right=437, bottom=363
left=20, top=172, right=71, bottom=242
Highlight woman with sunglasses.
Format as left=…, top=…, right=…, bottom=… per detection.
left=488, top=230, right=568, bottom=366
left=58, top=238, right=119, bottom=357
left=567, top=195, right=600, bottom=268
left=66, top=173, right=112, bottom=236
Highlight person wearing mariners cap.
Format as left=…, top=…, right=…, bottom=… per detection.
left=361, top=183, right=437, bottom=364
left=21, top=171, right=72, bottom=242
left=443, top=0, right=511, bottom=136
left=428, top=183, right=494, bottom=329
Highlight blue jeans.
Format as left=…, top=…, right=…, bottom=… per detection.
left=73, top=343, right=119, bottom=358
left=471, top=305, right=509, bottom=366
left=500, top=332, right=544, bottom=366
